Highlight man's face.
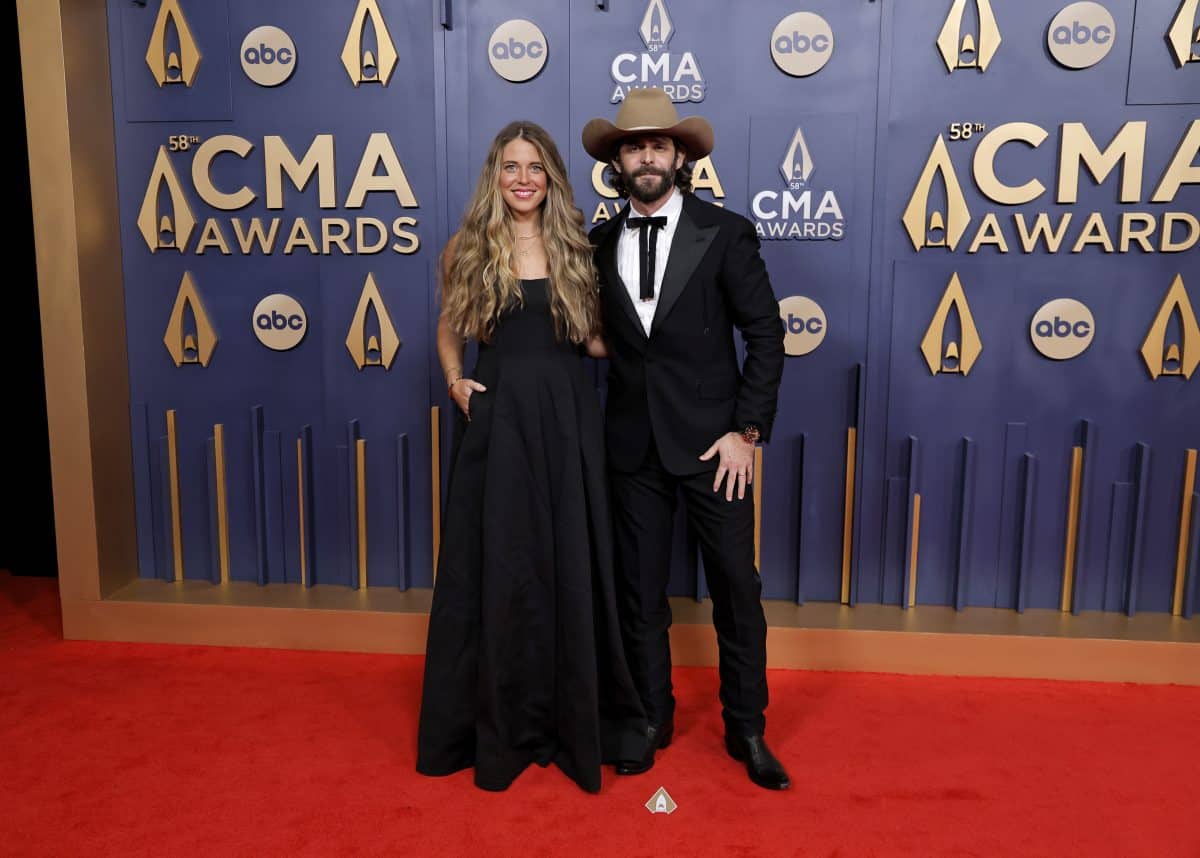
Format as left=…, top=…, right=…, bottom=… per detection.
left=613, top=135, right=685, bottom=205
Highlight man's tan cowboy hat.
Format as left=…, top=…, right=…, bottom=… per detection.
left=581, top=88, right=714, bottom=162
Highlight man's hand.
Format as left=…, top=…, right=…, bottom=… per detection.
left=699, top=432, right=755, bottom=501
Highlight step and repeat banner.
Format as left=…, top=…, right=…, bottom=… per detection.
left=111, top=0, right=1198, bottom=615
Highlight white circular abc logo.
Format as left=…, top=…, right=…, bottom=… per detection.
left=488, top=20, right=548, bottom=83
left=241, top=26, right=297, bottom=86
left=1047, top=3, right=1116, bottom=69
left=253, top=294, right=307, bottom=351
left=779, top=296, right=827, bottom=356
left=770, top=13, right=834, bottom=78
left=1030, top=298, right=1095, bottom=360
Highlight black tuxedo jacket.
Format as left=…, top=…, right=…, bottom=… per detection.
left=590, top=193, right=785, bottom=476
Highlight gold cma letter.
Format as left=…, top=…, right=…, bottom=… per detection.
left=163, top=272, right=217, bottom=366
left=920, top=272, right=983, bottom=376
left=937, top=0, right=1002, bottom=72
left=342, top=0, right=399, bottom=86
left=138, top=146, right=196, bottom=253
left=1141, top=274, right=1200, bottom=380
left=902, top=136, right=972, bottom=251
left=346, top=273, right=402, bottom=370
left=1167, top=0, right=1200, bottom=67
left=145, top=0, right=202, bottom=87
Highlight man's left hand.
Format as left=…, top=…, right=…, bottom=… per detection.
left=699, top=432, right=755, bottom=502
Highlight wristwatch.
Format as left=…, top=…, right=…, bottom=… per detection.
left=740, top=423, right=761, bottom=446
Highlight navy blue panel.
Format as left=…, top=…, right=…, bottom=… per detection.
left=994, top=423, right=1028, bottom=608
left=1103, top=482, right=1133, bottom=612
left=1128, top=0, right=1200, bottom=105
left=115, top=0, right=234, bottom=122
left=396, top=433, right=411, bottom=590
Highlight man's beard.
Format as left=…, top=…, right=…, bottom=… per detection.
left=624, top=166, right=675, bottom=203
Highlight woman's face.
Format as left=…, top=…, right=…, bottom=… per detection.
left=497, top=138, right=548, bottom=217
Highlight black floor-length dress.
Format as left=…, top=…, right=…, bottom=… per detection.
left=416, top=279, right=647, bottom=793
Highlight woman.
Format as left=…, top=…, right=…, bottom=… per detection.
left=416, top=121, right=646, bottom=793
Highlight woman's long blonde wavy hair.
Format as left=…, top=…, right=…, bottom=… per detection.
left=441, top=121, right=600, bottom=344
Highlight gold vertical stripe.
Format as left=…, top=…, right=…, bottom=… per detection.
left=841, top=426, right=857, bottom=604
left=1060, top=445, right=1084, bottom=612
left=431, top=406, right=441, bottom=580
left=1172, top=449, right=1198, bottom=616
left=908, top=493, right=922, bottom=608
left=356, top=438, right=368, bottom=590
left=213, top=424, right=230, bottom=584
left=297, top=438, right=306, bottom=588
left=753, top=446, right=763, bottom=569
left=166, top=409, right=184, bottom=582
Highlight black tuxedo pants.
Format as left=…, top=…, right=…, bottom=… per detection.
left=610, top=440, right=768, bottom=736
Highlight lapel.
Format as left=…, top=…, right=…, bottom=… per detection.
left=650, top=195, right=718, bottom=337
left=597, top=206, right=647, bottom=340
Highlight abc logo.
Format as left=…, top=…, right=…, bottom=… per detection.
left=1030, top=298, right=1094, bottom=360
left=488, top=19, right=548, bottom=83
left=253, top=294, right=307, bottom=351
left=1047, top=3, right=1116, bottom=69
left=240, top=26, right=296, bottom=87
left=779, top=295, right=828, bottom=356
left=770, top=13, right=834, bottom=78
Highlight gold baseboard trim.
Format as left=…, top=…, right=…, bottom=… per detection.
left=59, top=591, right=1200, bottom=685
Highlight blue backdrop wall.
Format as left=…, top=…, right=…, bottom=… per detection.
left=109, top=0, right=1199, bottom=615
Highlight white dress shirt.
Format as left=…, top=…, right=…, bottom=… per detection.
left=616, top=188, right=683, bottom=336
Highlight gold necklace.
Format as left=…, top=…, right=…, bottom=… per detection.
left=516, top=231, right=541, bottom=256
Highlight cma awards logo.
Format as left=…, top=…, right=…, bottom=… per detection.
left=1168, top=0, right=1200, bottom=67
left=145, top=0, right=202, bottom=87
left=346, top=273, right=401, bottom=370
left=342, top=0, right=399, bottom=86
left=901, top=121, right=1200, bottom=255
left=136, top=133, right=422, bottom=256
left=1141, top=274, right=1199, bottom=380
left=163, top=273, right=217, bottom=367
left=920, top=273, right=983, bottom=376
left=937, top=0, right=1002, bottom=72
left=752, top=128, right=845, bottom=241
left=609, top=0, right=706, bottom=103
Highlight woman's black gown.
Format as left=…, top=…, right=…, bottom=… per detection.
left=416, top=279, right=647, bottom=793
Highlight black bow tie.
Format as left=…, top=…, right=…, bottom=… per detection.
left=626, top=216, right=668, bottom=301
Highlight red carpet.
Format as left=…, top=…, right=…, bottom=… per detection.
left=2, top=572, right=1198, bottom=857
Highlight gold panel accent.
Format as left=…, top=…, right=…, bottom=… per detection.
left=1167, top=0, right=1200, bottom=67
left=937, top=0, right=1002, bottom=72
left=342, top=0, right=399, bottom=86
left=902, top=136, right=971, bottom=252
left=920, top=272, right=983, bottom=376
left=346, top=273, right=402, bottom=370
left=356, top=439, right=368, bottom=590
left=213, top=424, right=229, bottom=584
left=1172, top=449, right=1198, bottom=616
left=1140, top=274, right=1200, bottom=380
left=431, top=407, right=442, bottom=580
left=145, top=0, right=202, bottom=87
left=1061, top=446, right=1084, bottom=613
left=841, top=426, right=857, bottom=605
left=164, top=272, right=218, bottom=367
left=297, top=438, right=307, bottom=588
left=908, top=493, right=922, bottom=609
left=166, top=410, right=184, bottom=583
left=137, top=146, right=196, bottom=253
left=753, top=447, right=763, bottom=569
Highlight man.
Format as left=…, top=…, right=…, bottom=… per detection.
left=581, top=88, right=789, bottom=790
